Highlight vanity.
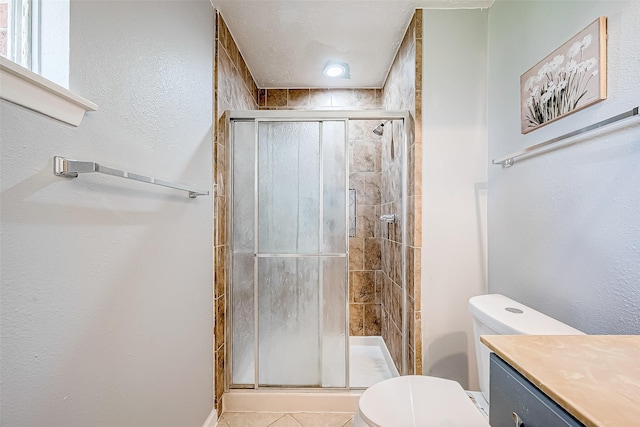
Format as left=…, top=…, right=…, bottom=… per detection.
left=481, top=335, right=640, bottom=427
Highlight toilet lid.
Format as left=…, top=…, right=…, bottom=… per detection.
left=358, top=375, right=489, bottom=427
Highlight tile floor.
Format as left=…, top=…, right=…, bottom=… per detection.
left=218, top=412, right=355, bottom=427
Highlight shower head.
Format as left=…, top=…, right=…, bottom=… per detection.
left=372, top=122, right=386, bottom=136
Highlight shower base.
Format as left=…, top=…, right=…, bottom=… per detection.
left=223, top=336, right=398, bottom=413
left=349, top=336, right=399, bottom=388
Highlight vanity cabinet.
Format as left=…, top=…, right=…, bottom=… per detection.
left=489, top=354, right=583, bottom=427
left=482, top=335, right=640, bottom=427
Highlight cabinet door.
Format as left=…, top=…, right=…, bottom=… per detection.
left=489, top=354, right=584, bottom=427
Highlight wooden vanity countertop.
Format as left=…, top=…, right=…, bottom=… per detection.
left=481, top=335, right=640, bottom=427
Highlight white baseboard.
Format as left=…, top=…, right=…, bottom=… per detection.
left=202, top=406, right=217, bottom=427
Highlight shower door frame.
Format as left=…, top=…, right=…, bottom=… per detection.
left=226, top=110, right=411, bottom=391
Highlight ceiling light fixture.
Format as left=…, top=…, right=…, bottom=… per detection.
left=323, top=61, right=350, bottom=79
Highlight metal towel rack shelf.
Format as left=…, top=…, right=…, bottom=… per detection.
left=493, top=107, right=639, bottom=167
left=53, top=156, right=209, bottom=198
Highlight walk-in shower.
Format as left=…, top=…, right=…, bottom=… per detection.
left=227, top=111, right=409, bottom=392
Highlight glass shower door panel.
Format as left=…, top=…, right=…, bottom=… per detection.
left=233, top=121, right=256, bottom=252
left=322, top=121, right=347, bottom=253
left=231, top=253, right=255, bottom=385
left=230, top=118, right=349, bottom=389
left=258, top=257, right=320, bottom=386
left=231, top=120, right=256, bottom=385
left=258, top=122, right=320, bottom=254
left=322, top=256, right=347, bottom=387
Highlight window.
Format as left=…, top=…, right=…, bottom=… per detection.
left=1, top=0, right=69, bottom=88
left=0, top=0, right=95, bottom=126
left=0, top=1, right=12, bottom=59
left=2, top=0, right=35, bottom=73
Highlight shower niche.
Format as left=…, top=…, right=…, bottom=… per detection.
left=228, top=111, right=408, bottom=390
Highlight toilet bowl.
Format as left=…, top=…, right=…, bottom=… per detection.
left=355, top=294, right=584, bottom=427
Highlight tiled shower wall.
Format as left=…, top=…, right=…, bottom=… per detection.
left=257, top=88, right=382, bottom=111
left=379, top=120, right=405, bottom=373
left=257, top=90, right=385, bottom=338
left=381, top=11, right=423, bottom=375
left=213, top=12, right=258, bottom=416
left=348, top=120, right=383, bottom=338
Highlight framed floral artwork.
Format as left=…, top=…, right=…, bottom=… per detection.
left=520, top=16, right=607, bottom=134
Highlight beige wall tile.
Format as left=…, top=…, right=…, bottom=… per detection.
left=414, top=310, right=422, bottom=375
left=375, top=271, right=383, bottom=304
left=349, top=303, right=364, bottom=336
left=287, top=89, right=310, bottom=108
left=349, top=120, right=365, bottom=140
left=353, top=271, right=375, bottom=302
left=390, top=321, right=402, bottom=371
left=309, top=89, right=332, bottom=108
left=414, top=195, right=422, bottom=245
left=348, top=237, right=364, bottom=271
left=407, top=344, right=415, bottom=375
left=266, top=88, right=287, bottom=107
left=364, top=238, right=382, bottom=270
left=353, top=89, right=380, bottom=109
left=381, top=306, right=389, bottom=344
left=215, top=245, right=226, bottom=298
left=356, top=205, right=376, bottom=238
left=216, top=195, right=227, bottom=246
left=405, top=245, right=414, bottom=299
left=258, top=89, right=267, bottom=107
left=414, top=141, right=422, bottom=196
left=330, top=89, right=354, bottom=107
left=407, top=295, right=415, bottom=347
left=215, top=344, right=225, bottom=415
left=215, top=295, right=226, bottom=350
left=364, top=304, right=382, bottom=335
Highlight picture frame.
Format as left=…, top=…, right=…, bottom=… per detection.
left=520, top=16, right=607, bottom=134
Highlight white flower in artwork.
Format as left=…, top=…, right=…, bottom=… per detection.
left=526, top=97, right=534, bottom=107
left=538, top=62, right=551, bottom=77
left=556, top=80, right=568, bottom=91
left=547, top=81, right=557, bottom=93
left=568, top=42, right=582, bottom=58
left=564, top=60, right=578, bottom=74
left=550, top=55, right=565, bottom=70
left=531, top=85, right=540, bottom=96
left=581, top=33, right=593, bottom=49
left=524, top=75, right=536, bottom=92
left=577, top=59, right=596, bottom=73
left=592, top=70, right=599, bottom=77
left=541, top=91, right=553, bottom=103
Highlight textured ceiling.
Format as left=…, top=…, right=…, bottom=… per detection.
left=211, top=0, right=494, bottom=89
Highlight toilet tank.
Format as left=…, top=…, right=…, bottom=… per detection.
left=468, top=294, right=584, bottom=403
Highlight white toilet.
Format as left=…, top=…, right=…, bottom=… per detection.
left=355, top=294, right=584, bottom=426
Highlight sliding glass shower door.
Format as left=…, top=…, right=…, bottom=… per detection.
left=230, top=119, right=348, bottom=388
